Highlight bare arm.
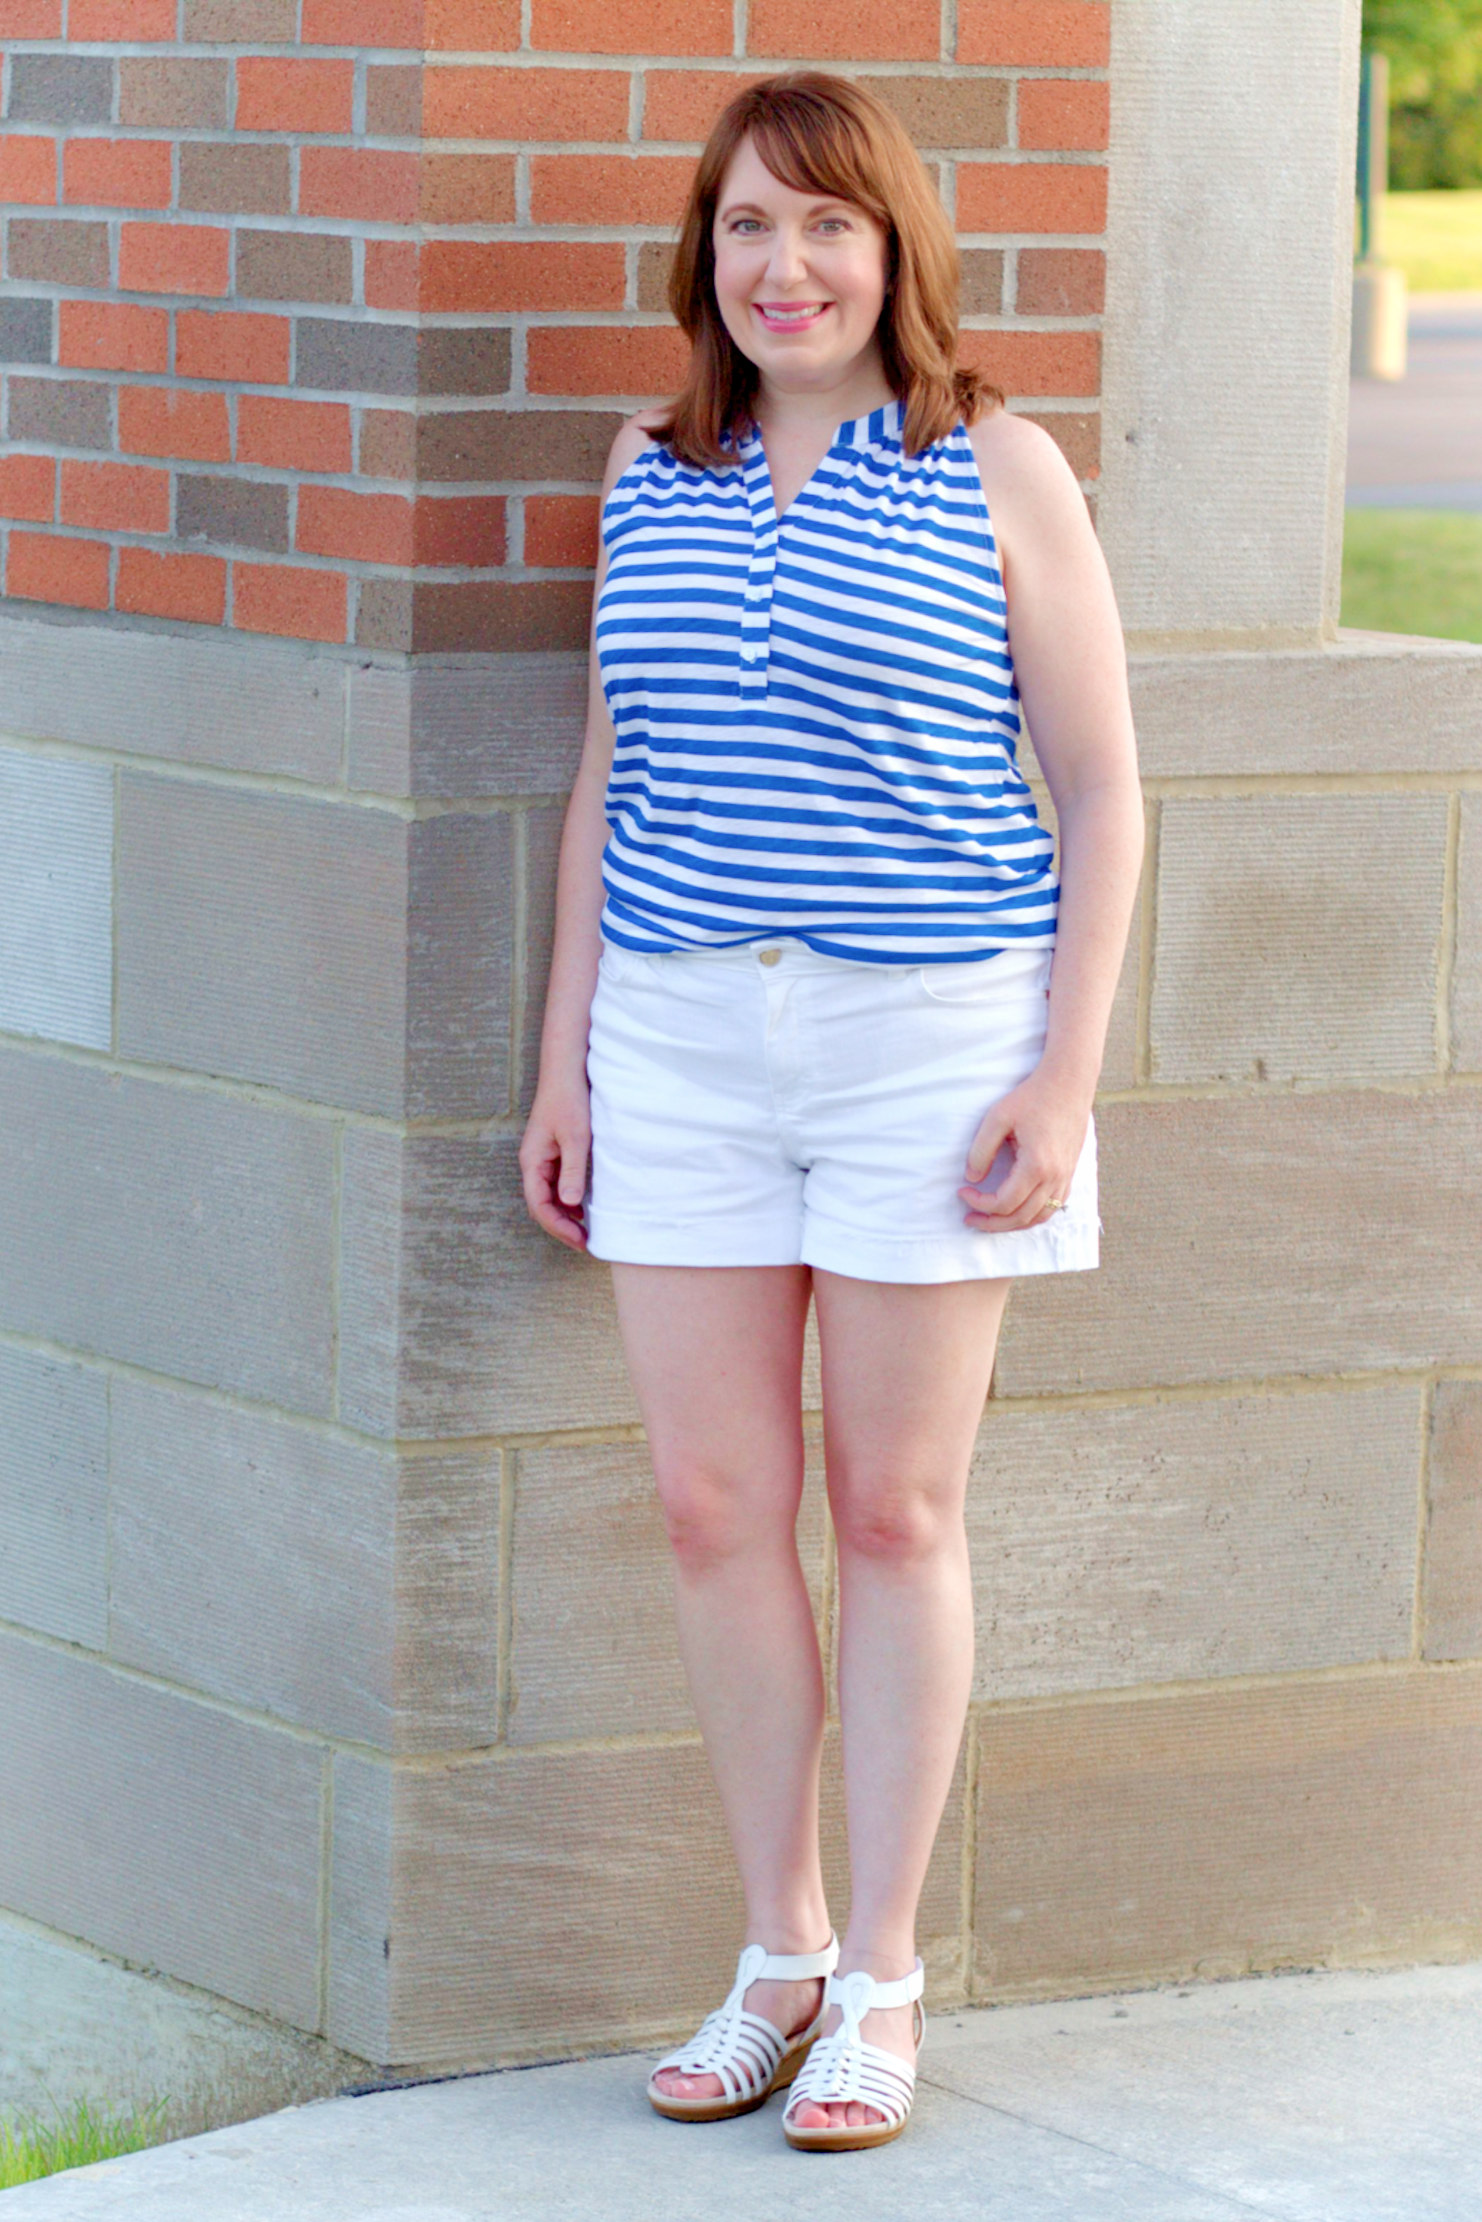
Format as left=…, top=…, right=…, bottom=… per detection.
left=957, top=407, right=1145, bottom=1230
left=518, top=414, right=660, bottom=1249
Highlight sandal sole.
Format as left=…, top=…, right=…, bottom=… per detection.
left=783, top=2116, right=911, bottom=2153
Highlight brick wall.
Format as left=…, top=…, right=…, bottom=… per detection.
left=0, top=0, right=1108, bottom=650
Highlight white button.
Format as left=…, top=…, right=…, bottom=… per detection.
left=758, top=948, right=782, bottom=966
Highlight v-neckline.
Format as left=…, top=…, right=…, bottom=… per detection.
left=744, top=397, right=902, bottom=523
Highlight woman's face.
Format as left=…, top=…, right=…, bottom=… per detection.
left=710, top=135, right=890, bottom=395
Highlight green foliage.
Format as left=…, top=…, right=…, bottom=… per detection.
left=1342, top=508, right=1482, bottom=644
left=0, top=2093, right=171, bottom=2188
left=1364, top=1, right=1482, bottom=187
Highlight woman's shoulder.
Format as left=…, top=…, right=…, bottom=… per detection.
left=961, top=398, right=1094, bottom=549
left=603, top=406, right=674, bottom=493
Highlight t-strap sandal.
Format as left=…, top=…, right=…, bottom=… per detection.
left=646, top=1934, right=841, bottom=2123
left=781, top=1958, right=926, bottom=2152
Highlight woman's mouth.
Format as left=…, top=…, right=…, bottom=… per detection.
left=753, top=302, right=830, bottom=331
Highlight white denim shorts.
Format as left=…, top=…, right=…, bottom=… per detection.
left=585, top=935, right=1101, bottom=1285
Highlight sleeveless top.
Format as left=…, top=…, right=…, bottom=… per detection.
left=594, top=394, right=1059, bottom=964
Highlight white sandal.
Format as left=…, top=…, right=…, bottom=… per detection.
left=781, top=1958, right=926, bottom=2152
left=646, top=1933, right=840, bottom=2123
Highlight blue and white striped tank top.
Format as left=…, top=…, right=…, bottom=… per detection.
left=594, top=394, right=1059, bottom=964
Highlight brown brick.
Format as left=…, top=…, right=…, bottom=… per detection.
left=183, top=0, right=295, bottom=32
left=295, top=317, right=418, bottom=397
left=0, top=296, right=55, bottom=364
left=1017, top=407, right=1099, bottom=479
left=365, top=64, right=422, bottom=136
left=1017, top=245, right=1105, bottom=315
left=358, top=409, right=416, bottom=479
left=858, top=73, right=1009, bottom=147
left=353, top=578, right=414, bottom=650
left=119, top=58, right=231, bottom=130
left=636, top=239, right=673, bottom=315
left=176, top=471, right=289, bottom=553
left=413, top=493, right=504, bottom=566
left=974, top=1670, right=1482, bottom=1997
left=1424, top=1382, right=1482, bottom=1662
left=418, top=153, right=515, bottom=227
left=236, top=229, right=353, bottom=305
left=959, top=247, right=1004, bottom=315
left=415, top=407, right=621, bottom=484
left=7, top=376, right=112, bottom=450
left=417, top=327, right=511, bottom=398
left=397, top=579, right=591, bottom=652
left=178, top=142, right=291, bottom=217
left=6, top=55, right=112, bottom=125
left=7, top=218, right=109, bottom=289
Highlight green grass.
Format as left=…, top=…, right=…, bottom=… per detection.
left=0, top=2093, right=172, bottom=2188
left=1368, top=188, right=1482, bottom=290
left=1342, top=508, right=1482, bottom=642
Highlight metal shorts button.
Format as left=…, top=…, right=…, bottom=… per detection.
left=758, top=948, right=782, bottom=966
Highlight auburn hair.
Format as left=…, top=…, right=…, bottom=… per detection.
left=649, top=71, right=1001, bottom=468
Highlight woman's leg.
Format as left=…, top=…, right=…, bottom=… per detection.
left=610, top=1261, right=834, bottom=2099
left=791, top=1267, right=1012, bottom=2132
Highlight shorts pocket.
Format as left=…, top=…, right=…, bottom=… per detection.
left=598, top=940, right=658, bottom=989
left=916, top=948, right=1053, bottom=1003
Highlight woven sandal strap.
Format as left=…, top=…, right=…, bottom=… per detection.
left=825, top=1958, right=925, bottom=2018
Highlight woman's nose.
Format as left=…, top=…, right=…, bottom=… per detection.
left=764, top=230, right=809, bottom=286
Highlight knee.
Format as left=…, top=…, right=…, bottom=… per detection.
left=830, top=1476, right=958, bottom=1568
left=651, top=1457, right=789, bottom=1577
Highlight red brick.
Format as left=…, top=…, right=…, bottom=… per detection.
left=235, top=58, right=355, bottom=134
left=530, top=154, right=691, bottom=228
left=59, top=299, right=169, bottom=373
left=422, top=65, right=628, bottom=141
left=0, top=137, right=56, bottom=207
left=176, top=308, right=290, bottom=383
left=117, top=545, right=226, bottom=624
left=69, top=0, right=175, bottom=34
left=957, top=162, right=1106, bottom=234
left=119, top=221, right=231, bottom=296
left=7, top=530, right=110, bottom=610
left=527, top=324, right=688, bottom=395
left=64, top=138, right=173, bottom=211
left=418, top=153, right=516, bottom=225
left=0, top=454, right=55, bottom=524
left=0, top=0, right=61, bottom=27
left=420, top=240, right=623, bottom=313
left=749, top=0, right=935, bottom=59
left=956, top=328, right=1100, bottom=395
left=524, top=492, right=596, bottom=568
left=233, top=559, right=347, bottom=641
left=1017, top=77, right=1109, bottom=151
left=119, top=384, right=231, bottom=463
left=237, top=393, right=352, bottom=472
left=1016, top=246, right=1104, bottom=315
left=60, top=458, right=171, bottom=534
left=413, top=494, right=504, bottom=566
left=299, top=148, right=419, bottom=224
left=957, top=0, right=1108, bottom=65
left=364, top=240, right=421, bottom=311
left=531, top=0, right=727, bottom=53
left=296, top=484, right=413, bottom=564
left=301, top=0, right=421, bottom=40
left=642, top=69, right=768, bottom=141
left=425, top=0, right=518, bottom=47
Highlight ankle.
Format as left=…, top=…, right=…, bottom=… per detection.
left=745, top=1909, right=833, bottom=1956
left=836, top=1938, right=917, bottom=1980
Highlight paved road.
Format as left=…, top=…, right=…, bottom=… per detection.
left=1348, top=291, right=1482, bottom=508
left=6, top=1960, right=1482, bottom=2221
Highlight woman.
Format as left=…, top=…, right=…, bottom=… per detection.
left=519, top=71, right=1142, bottom=2153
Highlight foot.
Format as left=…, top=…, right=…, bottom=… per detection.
left=786, top=1988, right=918, bottom=2133
left=650, top=1976, right=825, bottom=2104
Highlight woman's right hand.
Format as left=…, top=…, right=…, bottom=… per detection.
left=519, top=1076, right=593, bottom=1251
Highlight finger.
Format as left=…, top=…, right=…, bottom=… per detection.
left=556, top=1130, right=590, bottom=1208
left=964, top=1115, right=1013, bottom=1186
left=963, top=1178, right=1066, bottom=1235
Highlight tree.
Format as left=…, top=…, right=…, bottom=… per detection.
left=1364, top=0, right=1482, bottom=186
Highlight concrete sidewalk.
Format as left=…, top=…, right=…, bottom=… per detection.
left=8, top=1960, right=1482, bottom=2221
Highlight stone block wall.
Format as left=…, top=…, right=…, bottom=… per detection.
left=0, top=0, right=1106, bottom=649
left=2, top=0, right=1480, bottom=2082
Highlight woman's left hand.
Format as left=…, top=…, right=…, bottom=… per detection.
left=957, top=1063, right=1093, bottom=1233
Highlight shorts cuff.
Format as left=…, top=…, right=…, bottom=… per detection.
left=586, top=1210, right=804, bottom=1268
left=800, top=1213, right=1101, bottom=1285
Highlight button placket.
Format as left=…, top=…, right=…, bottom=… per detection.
left=739, top=435, right=776, bottom=697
